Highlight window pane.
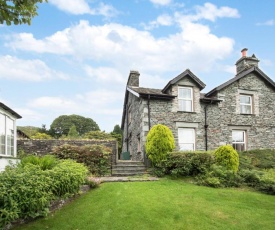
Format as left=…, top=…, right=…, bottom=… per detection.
left=179, top=88, right=191, bottom=99
left=232, top=131, right=244, bottom=142
left=232, top=130, right=246, bottom=151
left=179, top=144, right=194, bottom=151
left=6, top=117, right=14, bottom=156
left=0, top=114, right=5, bottom=155
left=240, top=95, right=251, bottom=104
left=179, top=100, right=192, bottom=112
left=240, top=105, right=251, bottom=114
left=233, top=143, right=245, bottom=152
left=178, top=128, right=195, bottom=151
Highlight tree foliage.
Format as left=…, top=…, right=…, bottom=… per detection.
left=49, top=114, right=100, bottom=138
left=0, top=0, right=47, bottom=26
left=112, top=124, right=123, bottom=135
left=67, top=125, right=79, bottom=139
left=31, top=132, right=52, bottom=139
left=214, top=145, right=239, bottom=173
left=84, top=130, right=114, bottom=140
left=145, top=124, right=175, bottom=164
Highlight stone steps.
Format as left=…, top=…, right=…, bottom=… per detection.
left=112, top=161, right=146, bottom=176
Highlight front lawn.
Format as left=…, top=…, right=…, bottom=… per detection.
left=14, top=179, right=275, bottom=230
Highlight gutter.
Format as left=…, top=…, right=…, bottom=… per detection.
left=204, top=101, right=213, bottom=151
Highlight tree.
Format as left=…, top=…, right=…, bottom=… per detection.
left=49, top=114, right=100, bottom=138
left=112, top=124, right=123, bottom=135
left=67, top=125, right=79, bottom=139
left=0, top=0, right=47, bottom=26
left=17, top=126, right=40, bottom=137
left=214, top=145, right=239, bottom=173
left=145, top=124, right=175, bottom=164
left=111, top=125, right=122, bottom=154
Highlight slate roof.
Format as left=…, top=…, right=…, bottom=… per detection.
left=200, top=93, right=221, bottom=102
left=205, top=66, right=275, bottom=97
left=0, top=102, right=22, bottom=119
left=128, top=86, right=175, bottom=99
left=162, top=69, right=206, bottom=93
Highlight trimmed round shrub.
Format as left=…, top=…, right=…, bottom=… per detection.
left=214, top=145, right=239, bottom=173
left=145, top=124, right=175, bottom=164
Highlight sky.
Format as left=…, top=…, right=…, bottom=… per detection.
left=0, top=0, right=275, bottom=132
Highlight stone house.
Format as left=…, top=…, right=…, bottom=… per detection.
left=121, top=49, right=275, bottom=162
left=0, top=102, right=22, bottom=171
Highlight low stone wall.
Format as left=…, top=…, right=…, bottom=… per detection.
left=17, top=139, right=117, bottom=164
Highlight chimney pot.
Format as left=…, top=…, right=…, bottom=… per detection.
left=241, top=48, right=248, bottom=57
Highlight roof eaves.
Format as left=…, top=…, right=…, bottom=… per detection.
left=162, top=69, right=206, bottom=93
left=139, top=93, right=175, bottom=100
left=127, top=86, right=140, bottom=98
left=205, top=66, right=275, bottom=97
left=0, top=102, right=22, bottom=119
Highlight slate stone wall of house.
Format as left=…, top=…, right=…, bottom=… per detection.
left=122, top=92, right=145, bottom=161
left=206, top=73, right=275, bottom=150
left=17, top=139, right=117, bottom=164
left=122, top=58, right=275, bottom=163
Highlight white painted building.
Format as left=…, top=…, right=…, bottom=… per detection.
left=0, top=102, right=22, bottom=171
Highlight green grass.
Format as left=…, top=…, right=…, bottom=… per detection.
left=15, top=179, right=275, bottom=230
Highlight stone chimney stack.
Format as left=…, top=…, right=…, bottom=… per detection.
left=235, top=48, right=259, bottom=75
left=127, top=70, right=140, bottom=87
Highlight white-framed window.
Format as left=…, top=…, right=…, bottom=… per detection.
left=240, top=95, right=252, bottom=114
left=178, top=128, right=195, bottom=151
left=0, top=113, right=15, bottom=156
left=0, top=113, right=5, bottom=155
left=178, top=87, right=193, bottom=112
left=232, top=130, right=246, bottom=151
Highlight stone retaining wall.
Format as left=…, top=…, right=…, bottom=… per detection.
left=17, top=139, right=117, bottom=164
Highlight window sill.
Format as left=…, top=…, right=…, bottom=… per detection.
left=177, top=111, right=196, bottom=114
left=240, top=113, right=255, bottom=116
left=0, top=155, right=18, bottom=159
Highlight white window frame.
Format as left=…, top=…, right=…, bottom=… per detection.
left=232, top=130, right=246, bottom=151
left=240, top=94, right=252, bottom=114
left=178, top=128, right=195, bottom=151
left=0, top=112, right=16, bottom=157
left=178, top=87, right=193, bottom=112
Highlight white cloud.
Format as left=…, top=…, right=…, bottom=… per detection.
left=15, top=108, right=43, bottom=122
left=0, top=55, right=68, bottom=81
left=194, top=3, right=240, bottom=22
left=6, top=20, right=234, bottom=74
left=28, top=97, right=77, bottom=109
left=5, top=2, right=240, bottom=79
left=144, top=14, right=173, bottom=30
left=256, top=19, right=275, bottom=26
left=150, top=0, right=172, bottom=6
left=49, top=0, right=118, bottom=17
left=84, top=66, right=124, bottom=84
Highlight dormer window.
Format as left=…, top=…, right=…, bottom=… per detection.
left=240, top=95, right=252, bottom=114
left=178, top=87, right=193, bottom=112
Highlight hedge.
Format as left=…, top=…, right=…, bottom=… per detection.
left=0, top=157, right=88, bottom=228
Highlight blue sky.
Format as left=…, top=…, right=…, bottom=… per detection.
left=0, top=0, right=274, bottom=132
